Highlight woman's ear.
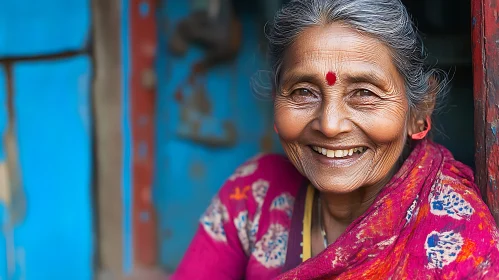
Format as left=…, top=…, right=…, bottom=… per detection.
left=407, top=75, right=438, bottom=137
left=407, top=111, right=422, bottom=137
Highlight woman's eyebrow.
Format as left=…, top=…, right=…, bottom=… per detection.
left=342, top=70, right=390, bottom=90
left=279, top=71, right=323, bottom=86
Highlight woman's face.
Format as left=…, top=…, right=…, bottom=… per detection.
left=274, top=23, right=412, bottom=194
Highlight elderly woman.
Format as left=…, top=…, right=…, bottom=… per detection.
left=172, top=0, right=499, bottom=279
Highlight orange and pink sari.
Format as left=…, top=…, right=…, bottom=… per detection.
left=173, top=140, right=499, bottom=279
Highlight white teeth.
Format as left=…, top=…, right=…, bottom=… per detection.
left=326, top=149, right=335, bottom=158
left=312, top=146, right=366, bottom=158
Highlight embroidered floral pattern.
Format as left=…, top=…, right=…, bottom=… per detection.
left=492, top=230, right=499, bottom=253
left=252, top=179, right=269, bottom=206
left=425, top=230, right=463, bottom=269
left=248, top=211, right=261, bottom=248
left=201, top=196, right=229, bottom=242
left=331, top=247, right=348, bottom=267
left=376, top=236, right=397, bottom=250
left=229, top=162, right=258, bottom=181
left=270, top=193, right=295, bottom=218
left=234, top=210, right=250, bottom=254
left=231, top=179, right=270, bottom=256
left=430, top=183, right=474, bottom=220
left=253, top=223, right=288, bottom=268
left=229, top=185, right=251, bottom=200
left=247, top=180, right=270, bottom=250
left=405, top=196, right=419, bottom=225
left=234, top=209, right=263, bottom=256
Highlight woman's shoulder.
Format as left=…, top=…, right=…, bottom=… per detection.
left=216, top=153, right=305, bottom=203
left=200, top=153, right=304, bottom=270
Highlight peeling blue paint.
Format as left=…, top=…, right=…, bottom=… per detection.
left=154, top=1, right=282, bottom=270
left=140, top=211, right=150, bottom=222
left=139, top=1, right=150, bottom=18
left=138, top=141, right=148, bottom=159
left=139, top=115, right=149, bottom=126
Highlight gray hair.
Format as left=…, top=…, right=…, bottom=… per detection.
left=264, top=0, right=447, bottom=116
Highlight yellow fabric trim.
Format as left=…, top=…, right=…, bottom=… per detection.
left=302, top=184, right=315, bottom=262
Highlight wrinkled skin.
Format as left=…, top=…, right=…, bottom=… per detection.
left=274, top=24, right=422, bottom=234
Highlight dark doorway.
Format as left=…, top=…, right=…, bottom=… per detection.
left=404, top=0, right=475, bottom=169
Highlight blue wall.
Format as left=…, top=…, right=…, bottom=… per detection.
left=0, top=1, right=93, bottom=279
left=0, top=1, right=90, bottom=56
left=155, top=1, right=281, bottom=271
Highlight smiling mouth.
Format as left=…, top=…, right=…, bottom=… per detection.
left=311, top=145, right=367, bottom=159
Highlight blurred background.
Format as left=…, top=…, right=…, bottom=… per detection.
left=0, top=0, right=472, bottom=279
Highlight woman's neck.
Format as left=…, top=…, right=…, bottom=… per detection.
left=319, top=163, right=399, bottom=243
left=320, top=183, right=382, bottom=226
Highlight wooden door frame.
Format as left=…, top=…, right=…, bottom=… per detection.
left=92, top=0, right=126, bottom=276
left=93, top=0, right=158, bottom=277
left=129, top=0, right=158, bottom=269
left=472, top=0, right=499, bottom=224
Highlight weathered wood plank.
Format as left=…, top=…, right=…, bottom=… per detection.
left=472, top=0, right=499, bottom=224
left=92, top=0, right=125, bottom=274
left=130, top=0, right=158, bottom=267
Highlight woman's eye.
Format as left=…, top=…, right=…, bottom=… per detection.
left=354, top=89, right=375, bottom=97
left=290, top=88, right=317, bottom=102
left=293, top=88, right=313, bottom=96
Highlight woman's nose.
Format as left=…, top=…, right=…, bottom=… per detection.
left=313, top=104, right=352, bottom=138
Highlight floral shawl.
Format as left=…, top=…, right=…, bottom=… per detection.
left=172, top=140, right=499, bottom=280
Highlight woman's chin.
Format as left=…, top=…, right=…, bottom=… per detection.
left=310, top=178, right=363, bottom=194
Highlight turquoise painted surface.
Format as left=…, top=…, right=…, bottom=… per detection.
left=0, top=0, right=94, bottom=278
left=11, top=56, right=93, bottom=280
left=0, top=0, right=90, bottom=56
left=155, top=2, right=281, bottom=271
left=121, top=0, right=133, bottom=273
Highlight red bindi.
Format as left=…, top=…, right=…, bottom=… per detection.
left=326, top=71, right=337, bottom=86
